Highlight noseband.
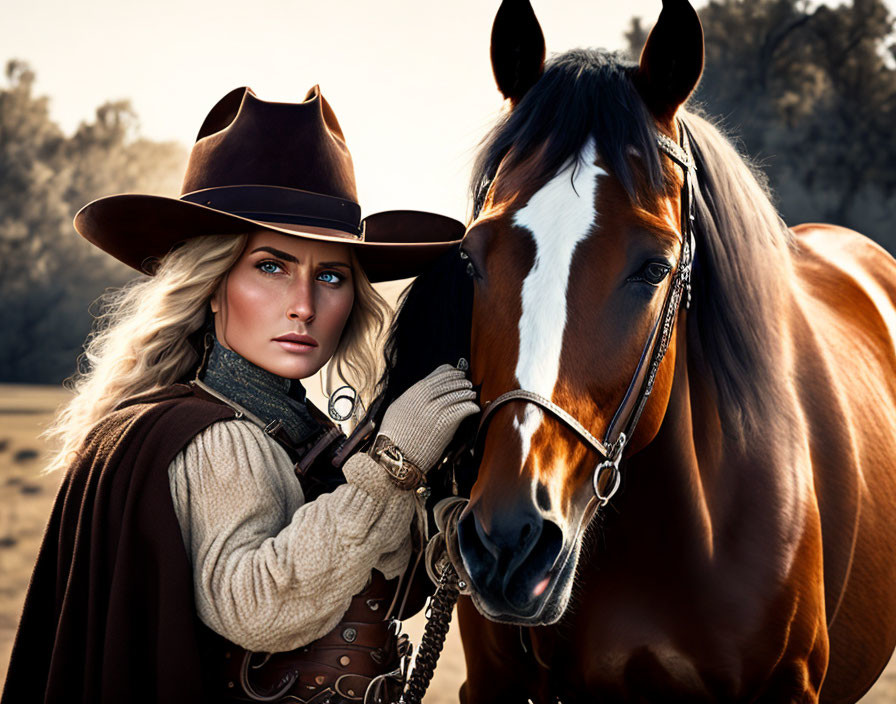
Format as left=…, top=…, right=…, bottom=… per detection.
left=472, top=124, right=698, bottom=508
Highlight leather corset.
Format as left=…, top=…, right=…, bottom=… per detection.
left=199, top=570, right=409, bottom=704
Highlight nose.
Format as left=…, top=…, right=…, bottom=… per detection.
left=457, top=497, right=563, bottom=612
left=286, top=277, right=315, bottom=323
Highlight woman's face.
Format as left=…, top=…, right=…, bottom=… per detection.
left=211, top=230, right=355, bottom=379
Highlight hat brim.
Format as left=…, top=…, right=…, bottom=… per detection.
left=74, top=194, right=465, bottom=283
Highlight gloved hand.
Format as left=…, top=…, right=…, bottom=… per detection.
left=377, top=363, right=479, bottom=473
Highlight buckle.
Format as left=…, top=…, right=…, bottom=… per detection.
left=592, top=461, right=621, bottom=507
left=592, top=432, right=626, bottom=507
left=369, top=435, right=426, bottom=490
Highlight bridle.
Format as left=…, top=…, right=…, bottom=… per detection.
left=403, top=129, right=699, bottom=704
left=470, top=123, right=698, bottom=509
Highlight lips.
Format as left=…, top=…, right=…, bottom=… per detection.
left=273, top=333, right=318, bottom=347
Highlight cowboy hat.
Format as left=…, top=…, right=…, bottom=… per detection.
left=74, top=86, right=465, bottom=282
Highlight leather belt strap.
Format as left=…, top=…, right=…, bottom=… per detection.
left=200, top=571, right=407, bottom=704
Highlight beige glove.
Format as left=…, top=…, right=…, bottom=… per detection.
left=377, top=363, right=479, bottom=473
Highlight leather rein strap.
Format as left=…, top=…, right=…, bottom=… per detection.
left=472, top=124, right=697, bottom=507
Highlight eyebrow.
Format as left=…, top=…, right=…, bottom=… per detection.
left=251, top=246, right=298, bottom=263
left=250, top=246, right=351, bottom=269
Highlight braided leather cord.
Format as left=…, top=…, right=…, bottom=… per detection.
left=398, top=564, right=461, bottom=704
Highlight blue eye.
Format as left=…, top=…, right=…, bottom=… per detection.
left=317, top=271, right=344, bottom=285
left=257, top=260, right=283, bottom=275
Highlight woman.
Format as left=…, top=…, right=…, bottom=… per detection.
left=2, top=86, right=477, bottom=704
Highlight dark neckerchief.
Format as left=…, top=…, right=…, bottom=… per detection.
left=200, top=338, right=322, bottom=447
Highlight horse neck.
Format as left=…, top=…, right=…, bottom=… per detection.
left=605, top=318, right=807, bottom=575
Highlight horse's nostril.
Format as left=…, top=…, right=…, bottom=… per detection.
left=503, top=519, right=563, bottom=609
left=457, top=503, right=564, bottom=604
left=457, top=512, right=496, bottom=576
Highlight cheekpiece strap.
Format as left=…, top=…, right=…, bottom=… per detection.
left=605, top=124, right=698, bottom=449
left=656, top=131, right=695, bottom=173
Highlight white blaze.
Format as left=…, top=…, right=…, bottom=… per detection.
left=512, top=139, right=604, bottom=463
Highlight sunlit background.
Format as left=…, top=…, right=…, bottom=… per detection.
left=5, top=0, right=891, bottom=221
left=2, top=1, right=896, bottom=698
left=2, top=0, right=692, bottom=221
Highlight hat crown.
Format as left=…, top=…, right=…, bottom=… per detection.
left=73, top=86, right=465, bottom=283
left=180, top=86, right=358, bottom=203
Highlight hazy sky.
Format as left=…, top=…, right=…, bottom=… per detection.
left=4, top=0, right=892, bottom=222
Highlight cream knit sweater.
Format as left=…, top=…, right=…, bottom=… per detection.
left=167, top=419, right=415, bottom=653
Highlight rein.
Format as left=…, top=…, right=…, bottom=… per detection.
left=473, top=124, right=697, bottom=508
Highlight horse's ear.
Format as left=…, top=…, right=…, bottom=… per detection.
left=634, top=0, right=704, bottom=124
left=490, top=0, right=545, bottom=105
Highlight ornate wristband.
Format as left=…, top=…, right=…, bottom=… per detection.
left=368, top=434, right=426, bottom=490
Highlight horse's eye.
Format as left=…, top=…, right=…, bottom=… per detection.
left=459, top=248, right=477, bottom=278
left=629, top=261, right=672, bottom=286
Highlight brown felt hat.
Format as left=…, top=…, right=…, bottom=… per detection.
left=74, top=86, right=465, bottom=283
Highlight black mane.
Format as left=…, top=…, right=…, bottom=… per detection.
left=375, top=247, right=477, bottom=493
left=376, top=247, right=474, bottom=408
left=471, top=50, right=664, bottom=218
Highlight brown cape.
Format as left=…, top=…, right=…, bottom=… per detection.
left=1, top=383, right=237, bottom=703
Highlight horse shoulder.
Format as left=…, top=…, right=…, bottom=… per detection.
left=789, top=222, right=896, bottom=409
left=791, top=223, right=896, bottom=318
left=787, top=223, right=896, bottom=701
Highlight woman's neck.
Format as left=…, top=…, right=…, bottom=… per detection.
left=200, top=336, right=320, bottom=445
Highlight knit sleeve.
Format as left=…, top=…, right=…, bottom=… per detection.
left=167, top=420, right=414, bottom=653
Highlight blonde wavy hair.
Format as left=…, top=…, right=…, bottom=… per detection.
left=44, top=233, right=391, bottom=474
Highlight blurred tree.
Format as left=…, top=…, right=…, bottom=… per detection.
left=625, top=0, right=896, bottom=252
left=624, top=16, right=649, bottom=61
left=801, top=0, right=896, bottom=224
left=0, top=61, right=186, bottom=383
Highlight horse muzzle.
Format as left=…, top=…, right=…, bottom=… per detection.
left=455, top=498, right=573, bottom=623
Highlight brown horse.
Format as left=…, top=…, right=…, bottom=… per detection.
left=441, top=0, right=896, bottom=701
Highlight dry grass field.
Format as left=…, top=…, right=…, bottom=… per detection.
left=0, top=384, right=893, bottom=702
